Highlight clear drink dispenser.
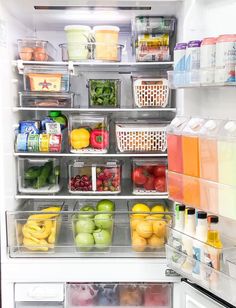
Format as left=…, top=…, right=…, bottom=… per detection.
left=218, top=121, right=236, bottom=219
left=182, top=118, right=206, bottom=206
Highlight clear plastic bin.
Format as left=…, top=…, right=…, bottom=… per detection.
left=132, top=159, right=167, bottom=195
left=17, top=39, right=56, bottom=61
left=72, top=202, right=114, bottom=252
left=59, top=43, right=124, bottom=62
left=133, top=78, right=169, bottom=108
left=128, top=200, right=171, bottom=253
left=69, top=114, right=109, bottom=153
left=7, top=200, right=64, bottom=254
left=135, top=16, right=176, bottom=34
left=17, top=158, right=61, bottom=194
left=19, top=92, right=74, bottom=108
left=88, top=79, right=121, bottom=108
left=23, top=66, right=70, bottom=92
left=116, top=121, right=167, bottom=153
left=68, top=160, right=121, bottom=194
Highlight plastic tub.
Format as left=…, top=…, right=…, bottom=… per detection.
left=17, top=39, right=56, bottom=61
left=64, top=25, right=91, bottom=60
left=93, top=26, right=120, bottom=61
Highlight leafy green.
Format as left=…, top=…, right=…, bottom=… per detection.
left=89, top=79, right=119, bottom=107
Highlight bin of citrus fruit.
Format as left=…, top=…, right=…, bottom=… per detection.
left=128, top=201, right=171, bottom=252
left=69, top=114, right=109, bottom=154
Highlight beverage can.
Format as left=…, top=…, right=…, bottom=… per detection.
left=185, top=40, right=201, bottom=71
left=39, top=134, right=50, bottom=152
left=27, top=134, right=39, bottom=152
left=49, top=134, right=62, bottom=152
left=215, top=34, right=236, bottom=67
left=16, top=134, right=28, bottom=151
left=200, top=37, right=217, bottom=69
left=174, top=43, right=187, bottom=71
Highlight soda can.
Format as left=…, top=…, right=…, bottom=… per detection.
left=27, top=134, right=39, bottom=152
left=16, top=134, right=28, bottom=152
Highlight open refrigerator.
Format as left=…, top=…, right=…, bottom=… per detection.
left=1, top=0, right=236, bottom=307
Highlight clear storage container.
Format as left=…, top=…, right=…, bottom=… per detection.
left=17, top=39, right=56, bottom=61
left=17, top=158, right=61, bottom=194
left=19, top=92, right=74, bottom=108
left=132, top=159, right=167, bottom=195
left=69, top=114, right=109, bottom=153
left=23, top=66, right=70, bottom=92
left=128, top=200, right=170, bottom=252
left=7, top=200, right=64, bottom=254
left=88, top=79, right=121, bottom=108
left=72, top=202, right=114, bottom=252
left=116, top=121, right=167, bottom=153
left=135, top=16, right=176, bottom=34
left=133, top=78, right=169, bottom=108
left=68, top=160, right=121, bottom=194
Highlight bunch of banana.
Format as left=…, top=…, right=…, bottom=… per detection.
left=22, top=207, right=61, bottom=252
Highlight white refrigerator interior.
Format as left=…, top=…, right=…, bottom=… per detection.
left=1, top=0, right=236, bottom=307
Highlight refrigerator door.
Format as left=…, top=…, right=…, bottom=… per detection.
left=174, top=281, right=230, bottom=308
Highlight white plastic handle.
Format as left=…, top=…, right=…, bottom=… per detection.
left=27, top=286, right=58, bottom=300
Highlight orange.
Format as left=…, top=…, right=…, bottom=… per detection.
left=130, top=216, right=143, bottom=231
left=153, top=220, right=167, bottom=238
left=132, top=235, right=147, bottom=252
left=148, top=235, right=165, bottom=249
left=136, top=221, right=153, bottom=239
left=132, top=203, right=150, bottom=218
left=132, top=231, right=139, bottom=239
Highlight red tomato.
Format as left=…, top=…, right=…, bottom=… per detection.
left=153, top=165, right=167, bottom=177
left=154, top=177, right=167, bottom=192
left=132, top=167, right=147, bottom=185
left=143, top=165, right=155, bottom=174
left=144, top=175, right=155, bottom=190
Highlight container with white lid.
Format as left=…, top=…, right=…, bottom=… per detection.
left=64, top=25, right=91, bottom=60
left=200, top=37, right=217, bottom=84
left=93, top=25, right=120, bottom=61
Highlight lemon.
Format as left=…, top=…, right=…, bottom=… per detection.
left=132, top=203, right=150, bottom=218
left=151, top=204, right=165, bottom=219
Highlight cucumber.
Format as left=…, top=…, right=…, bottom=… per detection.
left=24, top=166, right=41, bottom=180
left=48, top=174, right=58, bottom=185
left=53, top=166, right=60, bottom=176
left=33, top=161, right=53, bottom=189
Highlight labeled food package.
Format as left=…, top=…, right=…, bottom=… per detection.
left=69, top=115, right=109, bottom=153
left=17, top=158, right=61, bottom=194
left=72, top=200, right=115, bottom=252
left=132, top=159, right=167, bottom=195
left=27, top=73, right=62, bottom=92
left=68, top=161, right=121, bottom=194
left=129, top=201, right=170, bottom=252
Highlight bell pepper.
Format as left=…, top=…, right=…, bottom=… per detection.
left=90, top=129, right=109, bottom=149
left=70, top=128, right=90, bottom=149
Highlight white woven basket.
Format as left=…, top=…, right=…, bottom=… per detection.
left=116, top=123, right=167, bottom=152
left=133, top=78, right=169, bottom=108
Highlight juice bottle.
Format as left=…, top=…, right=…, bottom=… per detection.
left=199, top=120, right=224, bottom=214
left=182, top=118, right=206, bottom=206
left=218, top=121, right=236, bottom=219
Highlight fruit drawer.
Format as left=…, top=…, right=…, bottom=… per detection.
left=68, top=160, right=121, bottom=194
left=67, top=283, right=172, bottom=307
left=23, top=66, right=70, bottom=92
left=17, top=39, right=56, bottom=61
left=132, top=159, right=167, bottom=195
left=69, top=115, right=109, bottom=154
left=166, top=226, right=236, bottom=307
left=17, top=158, right=62, bottom=194
left=167, top=171, right=236, bottom=220
left=7, top=200, right=65, bottom=254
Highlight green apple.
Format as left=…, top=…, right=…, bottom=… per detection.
left=96, top=200, right=115, bottom=212
left=94, top=213, right=113, bottom=230
left=75, top=233, right=94, bottom=252
left=78, top=205, right=95, bottom=220
left=75, top=219, right=95, bottom=234
left=93, top=229, right=112, bottom=249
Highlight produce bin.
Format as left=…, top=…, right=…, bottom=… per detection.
left=133, top=78, right=169, bottom=108
left=23, top=66, right=70, bottom=92
left=17, top=158, right=61, bottom=194
left=72, top=201, right=114, bottom=252
left=128, top=201, right=171, bottom=253
left=132, top=159, right=167, bottom=195
left=7, top=200, right=64, bottom=254
left=17, top=39, right=56, bottom=61
left=69, top=114, right=109, bottom=153
left=116, top=121, right=167, bottom=152
left=88, top=79, right=121, bottom=108
left=68, top=160, right=121, bottom=194
left=134, top=16, right=176, bottom=34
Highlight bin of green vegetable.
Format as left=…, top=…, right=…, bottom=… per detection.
left=18, top=158, right=61, bottom=194
left=88, top=79, right=121, bottom=108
